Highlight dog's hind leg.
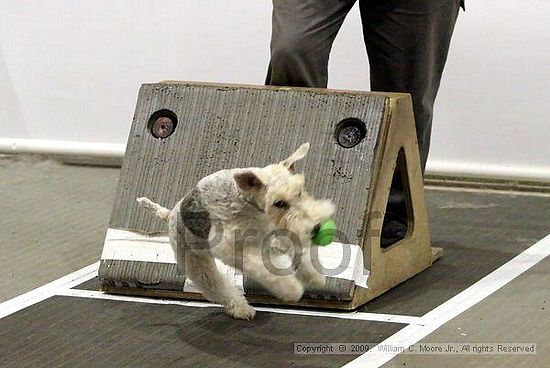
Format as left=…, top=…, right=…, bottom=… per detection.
left=184, top=249, right=256, bottom=320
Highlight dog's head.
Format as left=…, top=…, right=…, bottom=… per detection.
left=234, top=143, right=335, bottom=241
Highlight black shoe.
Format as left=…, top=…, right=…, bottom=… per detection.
left=380, top=212, right=408, bottom=248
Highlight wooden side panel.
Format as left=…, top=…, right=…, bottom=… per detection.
left=353, top=95, right=433, bottom=307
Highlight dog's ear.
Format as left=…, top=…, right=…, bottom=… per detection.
left=234, top=171, right=265, bottom=194
left=280, top=142, right=310, bottom=173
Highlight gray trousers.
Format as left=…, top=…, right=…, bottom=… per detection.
left=266, top=0, right=462, bottom=173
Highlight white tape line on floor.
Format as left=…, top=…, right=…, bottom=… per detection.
left=0, top=262, right=99, bottom=319
left=341, top=233, right=550, bottom=368
left=56, top=288, right=424, bottom=325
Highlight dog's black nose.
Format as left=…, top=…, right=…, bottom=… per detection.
left=312, top=223, right=321, bottom=237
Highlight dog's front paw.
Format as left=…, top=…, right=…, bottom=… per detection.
left=225, top=302, right=256, bottom=320
left=307, top=273, right=326, bottom=289
left=272, top=277, right=304, bottom=302
left=297, top=266, right=326, bottom=289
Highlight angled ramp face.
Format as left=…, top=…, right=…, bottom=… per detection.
left=99, top=81, right=432, bottom=309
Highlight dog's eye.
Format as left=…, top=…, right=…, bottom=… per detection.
left=273, top=200, right=289, bottom=209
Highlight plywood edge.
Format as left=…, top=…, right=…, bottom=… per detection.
left=351, top=95, right=433, bottom=308
left=150, top=80, right=409, bottom=99
left=359, top=96, right=394, bottom=269
left=101, top=286, right=357, bottom=310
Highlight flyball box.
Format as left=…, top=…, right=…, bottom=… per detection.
left=98, top=81, right=440, bottom=310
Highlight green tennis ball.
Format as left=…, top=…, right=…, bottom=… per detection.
left=312, top=219, right=337, bottom=246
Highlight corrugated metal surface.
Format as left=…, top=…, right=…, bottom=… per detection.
left=110, top=82, right=386, bottom=242
left=103, top=82, right=387, bottom=301
left=98, top=259, right=354, bottom=301
left=99, top=259, right=185, bottom=290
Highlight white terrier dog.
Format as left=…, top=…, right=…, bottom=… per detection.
left=136, top=142, right=335, bottom=320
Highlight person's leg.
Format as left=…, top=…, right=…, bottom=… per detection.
left=266, top=0, right=356, bottom=87
left=359, top=0, right=461, bottom=246
left=360, top=0, right=461, bottom=171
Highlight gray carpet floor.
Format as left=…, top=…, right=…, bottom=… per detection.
left=1, top=156, right=548, bottom=368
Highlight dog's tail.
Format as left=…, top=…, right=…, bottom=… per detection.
left=136, top=197, right=171, bottom=221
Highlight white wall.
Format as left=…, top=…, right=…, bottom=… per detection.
left=1, top=1, right=549, bottom=181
